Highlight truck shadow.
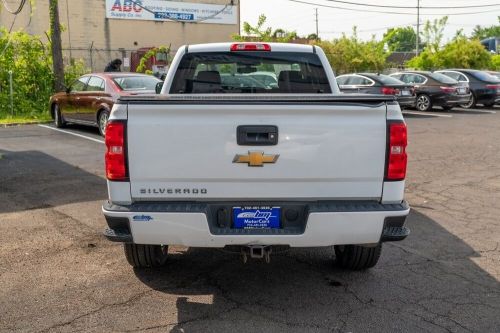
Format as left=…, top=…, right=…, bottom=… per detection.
left=0, top=149, right=107, bottom=213
left=133, top=209, right=500, bottom=332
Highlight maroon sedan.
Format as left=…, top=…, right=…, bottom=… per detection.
left=50, top=73, right=162, bottom=136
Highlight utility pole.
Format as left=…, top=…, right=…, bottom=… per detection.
left=315, top=8, right=319, bottom=38
left=416, top=0, right=420, bottom=56
left=49, top=0, right=65, bottom=92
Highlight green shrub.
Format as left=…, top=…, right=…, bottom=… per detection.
left=491, top=55, right=500, bottom=71
left=0, top=29, right=89, bottom=119
left=0, top=28, right=53, bottom=116
left=64, top=59, right=90, bottom=87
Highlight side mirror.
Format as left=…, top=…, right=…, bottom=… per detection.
left=155, top=82, right=163, bottom=94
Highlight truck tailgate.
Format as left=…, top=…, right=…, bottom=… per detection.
left=126, top=98, right=388, bottom=200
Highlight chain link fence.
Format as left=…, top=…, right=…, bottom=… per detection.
left=62, top=47, right=176, bottom=73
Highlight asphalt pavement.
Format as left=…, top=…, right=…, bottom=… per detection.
left=1, top=107, right=499, bottom=332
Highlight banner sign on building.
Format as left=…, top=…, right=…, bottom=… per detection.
left=106, top=0, right=237, bottom=25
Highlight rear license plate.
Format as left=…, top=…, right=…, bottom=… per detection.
left=233, top=206, right=281, bottom=229
left=457, top=87, right=467, bottom=94
left=401, top=90, right=411, bottom=96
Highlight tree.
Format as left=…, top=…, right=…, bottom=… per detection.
left=407, top=36, right=492, bottom=70
left=383, top=26, right=422, bottom=52
left=307, top=33, right=319, bottom=41
left=490, top=54, right=500, bottom=70
left=316, top=28, right=387, bottom=74
left=471, top=17, right=500, bottom=40
left=49, top=0, right=65, bottom=92
left=233, top=14, right=298, bottom=42
left=422, top=16, right=448, bottom=54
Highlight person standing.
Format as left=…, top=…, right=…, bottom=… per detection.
left=104, top=59, right=122, bottom=72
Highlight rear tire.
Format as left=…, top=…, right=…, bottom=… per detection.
left=461, top=94, right=476, bottom=109
left=334, top=243, right=382, bottom=270
left=416, top=94, right=432, bottom=112
left=53, top=104, right=65, bottom=128
left=124, top=244, right=168, bottom=268
left=97, top=110, right=109, bottom=137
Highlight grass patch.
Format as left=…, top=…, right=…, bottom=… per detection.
left=0, top=112, right=52, bottom=125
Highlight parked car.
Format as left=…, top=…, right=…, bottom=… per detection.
left=336, top=73, right=416, bottom=108
left=50, top=73, right=162, bottom=136
left=220, top=73, right=271, bottom=91
left=436, top=69, right=500, bottom=108
left=389, top=71, right=471, bottom=111
left=245, top=71, right=279, bottom=88
left=487, top=71, right=500, bottom=80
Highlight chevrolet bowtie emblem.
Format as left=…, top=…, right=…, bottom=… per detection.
left=233, top=151, right=279, bottom=167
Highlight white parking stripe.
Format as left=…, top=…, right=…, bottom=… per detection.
left=454, top=108, right=497, bottom=114
left=38, top=125, right=104, bottom=144
left=402, top=111, right=453, bottom=118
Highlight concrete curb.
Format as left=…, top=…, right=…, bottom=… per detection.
left=0, top=120, right=53, bottom=127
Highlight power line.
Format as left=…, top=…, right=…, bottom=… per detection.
left=288, top=0, right=500, bottom=15
left=0, top=0, right=27, bottom=15
left=320, top=0, right=500, bottom=10
left=321, top=22, right=416, bottom=34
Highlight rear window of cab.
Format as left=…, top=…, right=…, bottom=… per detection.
left=169, top=51, right=332, bottom=94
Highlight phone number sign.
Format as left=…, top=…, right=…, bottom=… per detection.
left=106, top=0, right=237, bottom=25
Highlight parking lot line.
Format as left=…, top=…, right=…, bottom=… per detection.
left=454, top=108, right=497, bottom=114
left=402, top=111, right=453, bottom=118
left=38, top=124, right=104, bottom=144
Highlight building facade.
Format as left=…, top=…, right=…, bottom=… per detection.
left=1, top=0, right=240, bottom=71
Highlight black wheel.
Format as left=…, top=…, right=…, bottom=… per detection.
left=442, top=105, right=453, bottom=111
left=461, top=94, right=476, bottom=109
left=97, top=110, right=109, bottom=137
left=416, top=94, right=432, bottom=111
left=124, top=244, right=168, bottom=268
left=334, top=243, right=382, bottom=270
left=53, top=103, right=65, bottom=128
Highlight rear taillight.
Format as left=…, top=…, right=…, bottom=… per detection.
left=381, top=87, right=399, bottom=95
left=440, top=86, right=456, bottom=94
left=486, top=84, right=500, bottom=90
left=386, top=122, right=407, bottom=181
left=105, top=121, right=128, bottom=181
left=230, top=43, right=271, bottom=51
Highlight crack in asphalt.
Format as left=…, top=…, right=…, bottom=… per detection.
left=35, top=289, right=154, bottom=333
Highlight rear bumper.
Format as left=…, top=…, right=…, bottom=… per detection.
left=433, top=93, right=471, bottom=106
left=396, top=96, right=416, bottom=108
left=476, top=93, right=500, bottom=105
left=102, top=200, right=410, bottom=247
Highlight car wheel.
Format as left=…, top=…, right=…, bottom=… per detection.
left=124, top=244, right=168, bottom=268
left=334, top=243, right=382, bottom=270
left=98, top=110, right=109, bottom=137
left=53, top=104, right=65, bottom=128
left=461, top=94, right=476, bottom=109
left=442, top=106, right=453, bottom=111
left=416, top=94, right=432, bottom=112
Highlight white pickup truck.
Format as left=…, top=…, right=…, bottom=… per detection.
left=102, top=42, right=410, bottom=270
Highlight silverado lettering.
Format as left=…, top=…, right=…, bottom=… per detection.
left=139, top=188, right=208, bottom=194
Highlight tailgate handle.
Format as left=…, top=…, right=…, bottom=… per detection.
left=237, top=125, right=278, bottom=146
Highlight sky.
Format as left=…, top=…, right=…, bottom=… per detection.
left=239, top=0, right=500, bottom=42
